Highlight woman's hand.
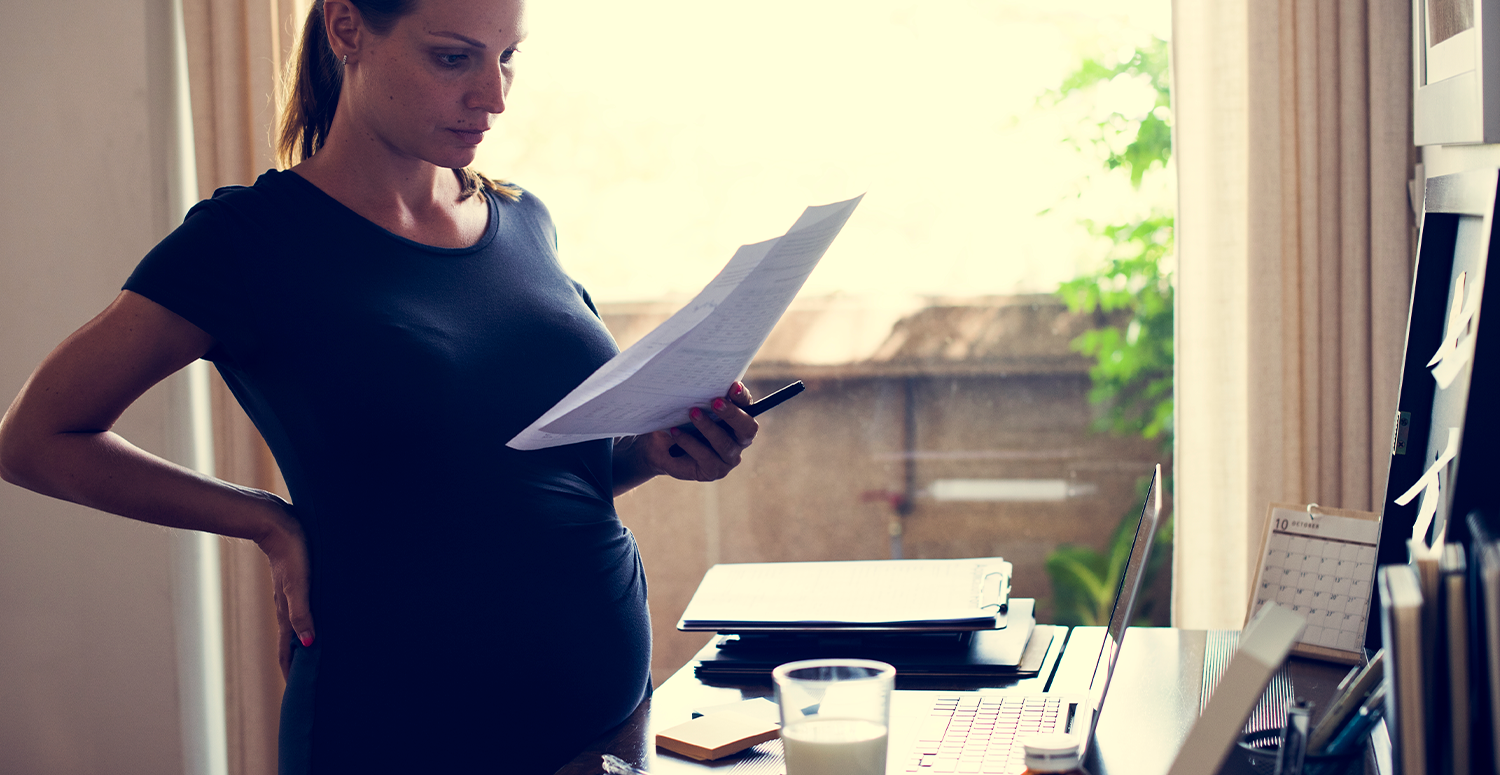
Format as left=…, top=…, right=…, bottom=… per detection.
left=253, top=497, right=315, bottom=681
left=611, top=382, right=757, bottom=495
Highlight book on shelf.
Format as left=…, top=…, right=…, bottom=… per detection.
left=1468, top=510, right=1500, bottom=775
left=1439, top=543, right=1471, bottom=775
left=1378, top=563, right=1427, bottom=775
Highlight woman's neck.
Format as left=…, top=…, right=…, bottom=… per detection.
left=291, top=137, right=487, bottom=249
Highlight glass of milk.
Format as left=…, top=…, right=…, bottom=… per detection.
left=773, top=658, right=896, bottom=775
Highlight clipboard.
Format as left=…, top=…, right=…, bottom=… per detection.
left=1247, top=503, right=1381, bottom=665
left=677, top=557, right=1012, bottom=632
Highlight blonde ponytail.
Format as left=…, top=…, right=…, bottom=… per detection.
left=275, top=1, right=341, bottom=168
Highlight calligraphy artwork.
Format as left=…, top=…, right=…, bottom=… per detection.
left=1392, top=427, right=1461, bottom=550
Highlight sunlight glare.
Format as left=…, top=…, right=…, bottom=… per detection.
left=475, top=0, right=1172, bottom=304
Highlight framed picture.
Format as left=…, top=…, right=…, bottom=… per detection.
left=1414, top=0, right=1500, bottom=144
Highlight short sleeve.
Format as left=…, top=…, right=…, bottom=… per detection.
left=123, top=192, right=254, bottom=362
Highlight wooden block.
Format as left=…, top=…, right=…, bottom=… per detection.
left=655, top=713, right=781, bottom=761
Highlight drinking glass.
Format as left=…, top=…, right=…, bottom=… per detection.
left=773, top=658, right=896, bottom=775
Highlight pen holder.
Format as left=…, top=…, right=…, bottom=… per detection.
left=1235, top=730, right=1363, bottom=775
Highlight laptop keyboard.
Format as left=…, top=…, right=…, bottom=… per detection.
left=902, top=695, right=1066, bottom=774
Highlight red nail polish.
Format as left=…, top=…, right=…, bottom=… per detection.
left=731, top=383, right=744, bottom=395
left=301, top=635, right=314, bottom=648
left=690, top=408, right=702, bottom=419
left=670, top=427, right=682, bottom=437
left=712, top=398, right=726, bottom=411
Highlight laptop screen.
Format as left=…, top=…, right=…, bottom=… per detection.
left=1084, top=465, right=1163, bottom=727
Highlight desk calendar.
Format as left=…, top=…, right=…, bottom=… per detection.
left=1247, top=503, right=1381, bottom=664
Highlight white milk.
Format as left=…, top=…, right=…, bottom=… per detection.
left=781, top=718, right=889, bottom=775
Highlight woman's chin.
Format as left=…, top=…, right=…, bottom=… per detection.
left=427, top=146, right=481, bottom=171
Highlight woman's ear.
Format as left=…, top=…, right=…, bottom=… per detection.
left=323, top=0, right=364, bottom=64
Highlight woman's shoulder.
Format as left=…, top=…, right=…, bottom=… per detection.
left=172, top=169, right=307, bottom=238
left=143, top=170, right=315, bottom=274
left=204, top=169, right=304, bottom=213
left=491, top=182, right=563, bottom=248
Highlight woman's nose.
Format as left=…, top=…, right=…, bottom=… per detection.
left=469, top=62, right=507, bottom=114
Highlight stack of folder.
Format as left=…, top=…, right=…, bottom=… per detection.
left=675, top=558, right=1061, bottom=682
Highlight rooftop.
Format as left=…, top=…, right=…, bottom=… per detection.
left=599, top=294, right=1102, bottom=380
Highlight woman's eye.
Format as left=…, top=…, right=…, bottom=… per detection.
left=437, top=53, right=468, bottom=68
left=500, top=48, right=518, bottom=64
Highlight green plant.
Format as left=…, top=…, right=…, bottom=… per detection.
left=1057, top=217, right=1173, bottom=444
left=1045, top=38, right=1176, bottom=625
left=1048, top=36, right=1175, bottom=450
left=1047, top=478, right=1174, bottom=626
left=1050, top=39, right=1172, bottom=188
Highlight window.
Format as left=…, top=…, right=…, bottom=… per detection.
left=475, top=0, right=1173, bottom=676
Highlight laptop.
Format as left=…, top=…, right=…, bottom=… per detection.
left=887, top=464, right=1164, bottom=774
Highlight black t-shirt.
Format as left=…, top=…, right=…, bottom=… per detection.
left=126, top=170, right=650, bottom=773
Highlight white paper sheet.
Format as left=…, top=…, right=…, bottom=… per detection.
left=508, top=195, right=863, bottom=450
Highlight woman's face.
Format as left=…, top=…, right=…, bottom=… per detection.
left=341, top=0, right=527, bottom=170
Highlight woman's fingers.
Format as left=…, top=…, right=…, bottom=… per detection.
left=686, top=407, right=744, bottom=466
left=274, top=588, right=295, bottom=681
left=707, top=383, right=758, bottom=449
left=283, top=563, right=315, bottom=648
left=668, top=384, right=756, bottom=472
left=666, top=424, right=731, bottom=479
left=272, top=557, right=313, bottom=680
left=258, top=501, right=315, bottom=679
left=649, top=382, right=762, bottom=482
left=728, top=381, right=753, bottom=407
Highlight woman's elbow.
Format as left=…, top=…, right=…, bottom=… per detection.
left=0, top=408, right=39, bottom=487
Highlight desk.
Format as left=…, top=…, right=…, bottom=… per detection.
left=555, top=628, right=1380, bottom=775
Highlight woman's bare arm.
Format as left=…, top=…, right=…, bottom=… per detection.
left=0, top=290, right=314, bottom=676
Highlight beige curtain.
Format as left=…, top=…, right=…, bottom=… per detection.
left=180, top=0, right=307, bottom=772
left=1173, top=0, right=1416, bottom=628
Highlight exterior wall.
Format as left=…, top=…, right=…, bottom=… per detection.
left=0, top=1, right=195, bottom=772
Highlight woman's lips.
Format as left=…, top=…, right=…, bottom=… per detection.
left=449, top=128, right=486, bottom=145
